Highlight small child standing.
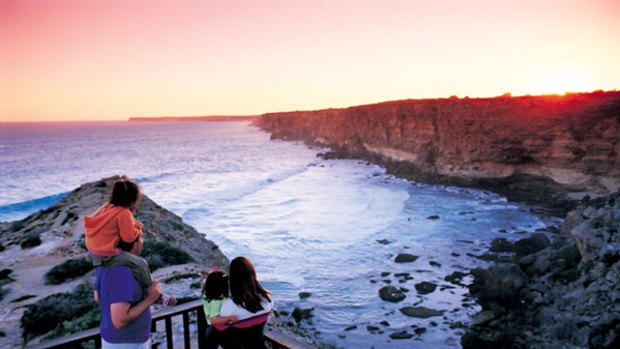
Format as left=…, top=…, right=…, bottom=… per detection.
left=84, top=176, right=174, bottom=306
left=203, top=269, right=238, bottom=349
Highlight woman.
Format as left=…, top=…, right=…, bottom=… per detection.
left=218, top=256, right=273, bottom=349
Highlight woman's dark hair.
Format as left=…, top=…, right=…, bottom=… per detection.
left=229, top=256, right=271, bottom=313
left=109, top=176, right=141, bottom=208
left=202, top=271, right=229, bottom=301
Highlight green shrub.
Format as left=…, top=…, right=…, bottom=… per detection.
left=77, top=235, right=86, bottom=250
left=10, top=220, right=26, bottom=232
left=61, top=211, right=78, bottom=225
left=45, top=257, right=93, bottom=285
left=11, top=294, right=37, bottom=303
left=20, top=234, right=41, bottom=249
left=170, top=220, right=185, bottom=231
left=0, top=268, right=13, bottom=281
left=175, top=296, right=200, bottom=305
left=21, top=282, right=96, bottom=342
left=44, top=307, right=101, bottom=340
left=142, top=240, right=193, bottom=272
left=163, top=273, right=201, bottom=283
left=552, top=267, right=581, bottom=284
left=0, top=285, right=7, bottom=302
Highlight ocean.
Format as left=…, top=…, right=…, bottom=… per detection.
left=0, top=121, right=556, bottom=348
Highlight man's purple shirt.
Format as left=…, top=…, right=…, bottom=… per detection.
left=95, top=266, right=151, bottom=343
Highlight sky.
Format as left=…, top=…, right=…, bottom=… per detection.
left=1, top=0, right=619, bottom=122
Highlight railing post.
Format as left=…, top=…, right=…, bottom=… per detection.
left=151, top=319, right=159, bottom=349
left=197, top=305, right=207, bottom=349
left=165, top=317, right=173, bottom=349
left=183, top=312, right=190, bottom=349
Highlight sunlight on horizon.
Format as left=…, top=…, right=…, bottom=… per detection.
left=1, top=0, right=619, bottom=122
left=524, top=71, right=599, bottom=96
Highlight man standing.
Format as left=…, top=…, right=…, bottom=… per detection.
left=94, top=235, right=162, bottom=348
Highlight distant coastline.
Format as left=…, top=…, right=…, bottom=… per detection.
left=128, top=115, right=258, bottom=122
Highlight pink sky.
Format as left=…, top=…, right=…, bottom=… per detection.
left=1, top=0, right=619, bottom=122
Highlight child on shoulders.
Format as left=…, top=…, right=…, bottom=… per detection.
left=84, top=176, right=175, bottom=306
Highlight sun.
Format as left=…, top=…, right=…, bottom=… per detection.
left=527, top=71, right=597, bottom=96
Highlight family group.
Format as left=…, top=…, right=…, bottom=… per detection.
left=84, top=177, right=274, bottom=349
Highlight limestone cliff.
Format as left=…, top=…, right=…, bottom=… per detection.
left=255, top=91, right=620, bottom=211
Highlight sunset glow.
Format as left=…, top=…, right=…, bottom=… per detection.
left=1, top=0, right=619, bottom=122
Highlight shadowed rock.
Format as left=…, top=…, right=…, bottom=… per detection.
left=490, top=238, right=514, bottom=252
left=395, top=253, right=419, bottom=263
left=414, top=281, right=437, bottom=294
left=399, top=306, right=444, bottom=318
left=379, top=286, right=406, bottom=302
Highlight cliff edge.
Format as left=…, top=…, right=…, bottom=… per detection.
left=255, top=91, right=620, bottom=213
left=0, top=176, right=228, bottom=347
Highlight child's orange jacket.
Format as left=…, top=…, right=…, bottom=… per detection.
left=84, top=203, right=143, bottom=256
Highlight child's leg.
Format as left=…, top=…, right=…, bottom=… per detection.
left=101, top=251, right=152, bottom=290
left=89, top=253, right=111, bottom=267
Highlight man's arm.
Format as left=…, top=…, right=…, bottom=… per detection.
left=110, top=281, right=161, bottom=329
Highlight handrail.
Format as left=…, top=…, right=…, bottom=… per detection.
left=28, top=300, right=315, bottom=349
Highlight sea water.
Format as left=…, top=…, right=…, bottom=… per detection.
left=0, top=121, right=554, bottom=348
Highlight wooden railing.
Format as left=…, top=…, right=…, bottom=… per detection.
left=29, top=300, right=314, bottom=349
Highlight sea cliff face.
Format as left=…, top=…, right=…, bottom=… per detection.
left=255, top=91, right=620, bottom=211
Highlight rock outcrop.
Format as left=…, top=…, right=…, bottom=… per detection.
left=255, top=91, right=620, bottom=213
left=462, top=191, right=620, bottom=348
left=0, top=176, right=228, bottom=347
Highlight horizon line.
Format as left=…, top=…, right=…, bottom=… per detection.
left=2, top=89, right=617, bottom=123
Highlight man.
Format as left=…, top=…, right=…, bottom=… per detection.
left=94, top=235, right=162, bottom=348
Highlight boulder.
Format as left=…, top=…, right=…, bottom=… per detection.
left=291, top=307, right=314, bottom=323
left=379, top=286, right=406, bottom=302
left=395, top=253, right=419, bottom=263
left=472, top=310, right=495, bottom=325
left=414, top=281, right=437, bottom=295
left=490, top=238, right=514, bottom=252
left=513, top=233, right=550, bottom=257
left=445, top=271, right=468, bottom=285
left=571, top=210, right=620, bottom=259
left=390, top=331, right=413, bottom=339
left=469, top=263, right=529, bottom=308
left=399, top=306, right=444, bottom=318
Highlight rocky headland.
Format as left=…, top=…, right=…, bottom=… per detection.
left=0, top=176, right=229, bottom=347
left=255, top=91, right=620, bottom=214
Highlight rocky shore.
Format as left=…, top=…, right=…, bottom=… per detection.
left=463, top=191, right=620, bottom=348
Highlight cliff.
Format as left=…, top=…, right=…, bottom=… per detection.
left=255, top=91, right=620, bottom=213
